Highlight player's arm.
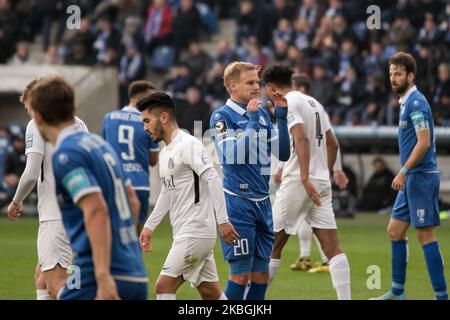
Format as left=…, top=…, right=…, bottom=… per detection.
left=210, top=100, right=260, bottom=163
left=7, top=152, right=43, bottom=221
left=268, top=93, right=290, bottom=161
left=140, top=189, right=170, bottom=253
left=333, top=148, right=349, bottom=189
left=325, top=128, right=339, bottom=173
left=392, top=109, right=432, bottom=190
left=148, top=139, right=160, bottom=167
left=78, top=192, right=119, bottom=300
left=291, top=124, right=320, bottom=206
left=125, top=182, right=140, bottom=225
left=200, top=167, right=239, bottom=244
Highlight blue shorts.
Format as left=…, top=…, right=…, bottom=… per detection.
left=221, top=194, right=274, bottom=264
left=59, top=278, right=148, bottom=300
left=136, top=190, right=150, bottom=225
left=392, top=172, right=440, bottom=228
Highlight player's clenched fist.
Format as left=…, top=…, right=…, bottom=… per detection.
left=7, top=201, right=21, bottom=221
left=139, top=227, right=153, bottom=253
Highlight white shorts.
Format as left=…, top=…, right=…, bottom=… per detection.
left=37, top=220, right=72, bottom=272
left=273, top=178, right=337, bottom=235
left=160, top=237, right=219, bottom=288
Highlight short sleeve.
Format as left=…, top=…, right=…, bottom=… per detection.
left=25, top=120, right=45, bottom=156
left=408, top=98, right=430, bottom=132
left=286, top=95, right=305, bottom=132
left=183, top=138, right=214, bottom=176
left=53, top=148, right=101, bottom=204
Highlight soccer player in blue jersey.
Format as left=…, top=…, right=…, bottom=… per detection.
left=373, top=52, right=447, bottom=300
left=209, top=61, right=290, bottom=300
left=28, top=76, right=148, bottom=300
left=102, top=80, right=159, bottom=234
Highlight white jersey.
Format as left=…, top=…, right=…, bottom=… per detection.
left=283, top=91, right=331, bottom=182
left=158, top=130, right=216, bottom=240
left=25, top=117, right=88, bottom=222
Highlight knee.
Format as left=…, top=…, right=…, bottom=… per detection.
left=230, top=273, right=250, bottom=286
left=34, top=270, right=45, bottom=289
left=387, top=224, right=405, bottom=241
left=46, top=283, right=62, bottom=299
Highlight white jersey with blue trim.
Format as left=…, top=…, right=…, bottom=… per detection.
left=25, top=117, right=88, bottom=222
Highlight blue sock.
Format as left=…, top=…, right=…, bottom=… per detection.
left=391, top=239, right=407, bottom=295
left=245, top=282, right=267, bottom=300
left=423, top=241, right=448, bottom=300
left=224, top=280, right=247, bottom=300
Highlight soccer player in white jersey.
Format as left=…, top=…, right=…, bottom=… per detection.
left=275, top=74, right=349, bottom=273
left=137, top=93, right=239, bottom=300
left=7, top=79, right=88, bottom=300
left=263, top=65, right=351, bottom=300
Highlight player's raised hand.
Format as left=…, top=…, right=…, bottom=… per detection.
left=272, top=91, right=288, bottom=108
left=219, top=221, right=240, bottom=245
left=303, top=180, right=321, bottom=206
left=247, top=99, right=260, bottom=113
left=333, top=171, right=349, bottom=190
left=139, top=227, right=153, bottom=253
left=95, top=273, right=120, bottom=300
left=7, top=201, right=21, bottom=221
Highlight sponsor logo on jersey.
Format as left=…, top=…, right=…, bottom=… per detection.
left=199, top=151, right=211, bottom=165
left=162, top=175, right=175, bottom=190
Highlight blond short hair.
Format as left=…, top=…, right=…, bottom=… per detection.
left=223, top=61, right=258, bottom=93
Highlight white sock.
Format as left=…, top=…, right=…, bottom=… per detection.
left=219, top=292, right=228, bottom=300
left=268, top=258, right=281, bottom=285
left=329, top=253, right=351, bottom=300
left=298, top=222, right=312, bottom=258
left=243, top=281, right=251, bottom=300
left=157, top=293, right=176, bottom=300
left=313, top=234, right=328, bottom=263
left=36, top=289, right=54, bottom=300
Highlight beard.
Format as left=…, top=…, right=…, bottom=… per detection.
left=391, top=78, right=409, bottom=95
left=150, top=124, right=164, bottom=143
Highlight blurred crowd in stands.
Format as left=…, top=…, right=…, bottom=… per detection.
left=1, top=1, right=450, bottom=211
left=1, top=0, right=449, bottom=128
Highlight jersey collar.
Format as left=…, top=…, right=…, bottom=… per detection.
left=398, top=85, right=417, bottom=105
left=55, top=121, right=83, bottom=149
left=226, top=99, right=247, bottom=116
left=122, top=105, right=139, bottom=113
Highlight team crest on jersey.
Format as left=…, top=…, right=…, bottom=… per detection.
left=259, top=116, right=267, bottom=126
left=25, top=134, right=33, bottom=149
left=168, top=157, right=175, bottom=169
left=58, top=153, right=69, bottom=165
left=199, top=151, right=211, bottom=165
left=214, top=113, right=220, bottom=120
left=413, top=100, right=419, bottom=107
left=213, top=120, right=228, bottom=137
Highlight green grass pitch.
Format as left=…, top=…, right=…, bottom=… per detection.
left=1, top=214, right=449, bottom=300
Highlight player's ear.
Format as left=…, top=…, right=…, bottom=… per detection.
left=33, top=110, right=43, bottom=125
left=408, top=72, right=414, bottom=83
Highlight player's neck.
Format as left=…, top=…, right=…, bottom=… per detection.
left=399, top=83, right=416, bottom=99
left=51, top=120, right=77, bottom=145
left=163, top=123, right=180, bottom=145
left=229, top=95, right=248, bottom=106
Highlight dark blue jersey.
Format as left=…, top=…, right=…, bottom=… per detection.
left=53, top=125, right=147, bottom=281
left=398, top=86, right=438, bottom=174
left=102, top=106, right=159, bottom=191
